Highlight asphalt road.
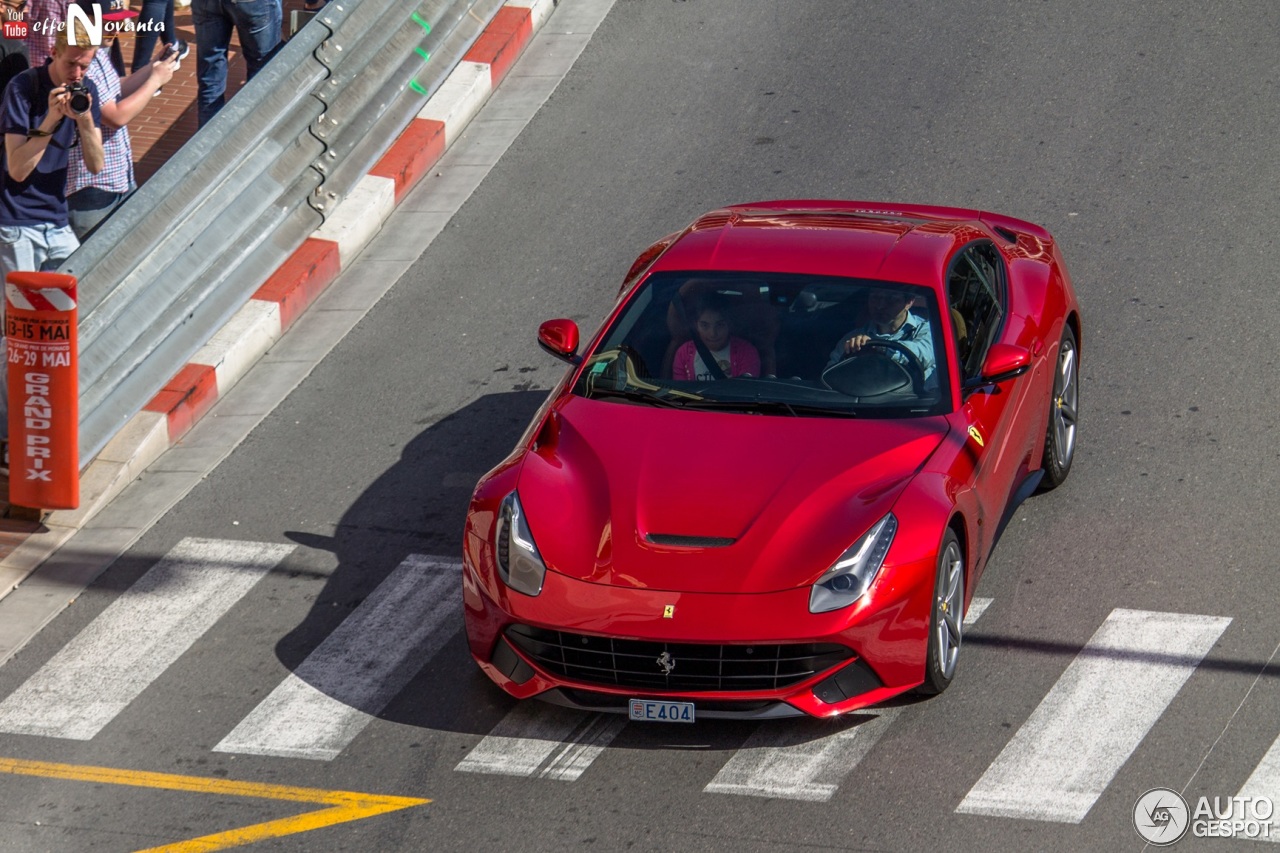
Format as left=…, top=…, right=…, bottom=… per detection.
left=3, top=1, right=1280, bottom=850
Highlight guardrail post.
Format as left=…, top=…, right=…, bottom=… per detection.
left=5, top=271, right=79, bottom=512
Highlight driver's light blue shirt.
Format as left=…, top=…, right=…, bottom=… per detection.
left=826, top=312, right=936, bottom=377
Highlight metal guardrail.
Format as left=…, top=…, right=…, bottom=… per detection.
left=63, top=0, right=507, bottom=468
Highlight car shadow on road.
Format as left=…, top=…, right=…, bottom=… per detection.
left=276, top=389, right=546, bottom=737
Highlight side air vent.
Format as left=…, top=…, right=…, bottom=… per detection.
left=645, top=534, right=736, bottom=548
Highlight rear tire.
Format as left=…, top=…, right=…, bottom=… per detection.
left=919, top=529, right=963, bottom=696
left=1039, top=326, right=1079, bottom=490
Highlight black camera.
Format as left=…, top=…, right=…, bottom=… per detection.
left=65, top=82, right=91, bottom=115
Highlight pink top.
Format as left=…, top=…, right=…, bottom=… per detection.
left=672, top=337, right=761, bottom=380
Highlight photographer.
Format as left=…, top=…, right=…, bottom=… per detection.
left=0, top=21, right=103, bottom=444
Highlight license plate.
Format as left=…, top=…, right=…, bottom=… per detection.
left=628, top=699, right=695, bottom=723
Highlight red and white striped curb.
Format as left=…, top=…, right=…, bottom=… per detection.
left=82, top=0, right=555, bottom=501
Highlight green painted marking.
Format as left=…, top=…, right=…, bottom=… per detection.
left=406, top=11, right=433, bottom=94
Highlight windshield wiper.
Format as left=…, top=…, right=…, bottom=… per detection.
left=675, top=398, right=858, bottom=418
left=584, top=388, right=685, bottom=408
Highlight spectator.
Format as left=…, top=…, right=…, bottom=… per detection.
left=132, top=0, right=188, bottom=73
left=66, top=0, right=177, bottom=239
left=192, top=0, right=280, bottom=128
left=23, top=0, right=57, bottom=68
left=0, top=20, right=103, bottom=441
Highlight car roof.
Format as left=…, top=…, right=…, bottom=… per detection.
left=651, top=200, right=990, bottom=293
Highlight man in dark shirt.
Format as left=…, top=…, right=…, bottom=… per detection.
left=1, top=25, right=104, bottom=265
left=0, top=22, right=103, bottom=445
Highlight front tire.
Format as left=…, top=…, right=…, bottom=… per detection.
left=1039, top=326, right=1078, bottom=490
left=919, top=529, right=964, bottom=695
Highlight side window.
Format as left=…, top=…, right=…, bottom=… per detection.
left=947, top=242, right=1005, bottom=379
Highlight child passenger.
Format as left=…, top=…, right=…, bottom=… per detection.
left=672, top=293, right=760, bottom=381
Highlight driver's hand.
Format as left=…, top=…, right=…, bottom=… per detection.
left=843, top=334, right=871, bottom=356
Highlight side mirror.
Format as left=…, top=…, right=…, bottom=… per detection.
left=965, top=343, right=1031, bottom=393
left=537, top=319, right=581, bottom=364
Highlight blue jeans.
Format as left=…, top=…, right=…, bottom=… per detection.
left=133, top=0, right=176, bottom=72
left=192, top=0, right=282, bottom=128
left=68, top=185, right=136, bottom=241
left=0, top=223, right=81, bottom=442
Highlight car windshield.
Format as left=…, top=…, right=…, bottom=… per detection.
left=571, top=271, right=951, bottom=418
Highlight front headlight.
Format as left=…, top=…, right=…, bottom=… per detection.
left=809, top=513, right=897, bottom=613
left=495, top=491, right=547, bottom=596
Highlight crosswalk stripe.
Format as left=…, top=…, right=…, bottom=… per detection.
left=0, top=538, right=293, bottom=741
left=455, top=702, right=626, bottom=781
left=1236, top=734, right=1280, bottom=841
left=213, top=555, right=460, bottom=761
left=965, top=596, right=994, bottom=627
left=956, top=608, right=1231, bottom=823
left=704, top=595, right=995, bottom=801
left=705, top=709, right=901, bottom=801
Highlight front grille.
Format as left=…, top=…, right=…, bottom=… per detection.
left=505, top=624, right=853, bottom=693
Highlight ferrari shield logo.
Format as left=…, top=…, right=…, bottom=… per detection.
left=968, top=425, right=985, bottom=447
left=663, top=604, right=675, bottom=618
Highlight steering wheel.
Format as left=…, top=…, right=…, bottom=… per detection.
left=822, top=339, right=928, bottom=397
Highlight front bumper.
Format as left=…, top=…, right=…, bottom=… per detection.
left=462, top=543, right=936, bottom=719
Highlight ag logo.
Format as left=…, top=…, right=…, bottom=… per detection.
left=1133, top=787, right=1189, bottom=846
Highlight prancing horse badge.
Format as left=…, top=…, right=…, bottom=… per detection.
left=968, top=425, right=985, bottom=447
left=663, top=605, right=675, bottom=618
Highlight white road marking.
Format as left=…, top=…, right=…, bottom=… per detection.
left=455, top=701, right=626, bottom=781
left=705, top=596, right=995, bottom=801
left=705, top=710, right=901, bottom=801
left=1235, top=733, right=1280, bottom=841
left=965, top=596, right=994, bottom=627
left=956, top=608, right=1231, bottom=823
left=214, top=555, right=460, bottom=761
left=0, top=538, right=293, bottom=740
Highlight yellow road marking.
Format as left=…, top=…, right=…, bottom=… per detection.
left=0, top=756, right=429, bottom=852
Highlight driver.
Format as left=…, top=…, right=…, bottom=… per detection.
left=826, top=287, right=936, bottom=378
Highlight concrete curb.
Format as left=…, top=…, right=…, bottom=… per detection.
left=0, top=0, right=556, bottom=598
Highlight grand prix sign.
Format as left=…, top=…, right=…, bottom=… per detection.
left=5, top=272, right=79, bottom=509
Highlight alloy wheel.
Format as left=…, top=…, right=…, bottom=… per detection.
left=935, top=540, right=963, bottom=680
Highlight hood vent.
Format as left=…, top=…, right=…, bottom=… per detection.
left=646, top=534, right=736, bottom=548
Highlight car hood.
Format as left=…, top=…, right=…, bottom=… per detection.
left=517, top=396, right=950, bottom=594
